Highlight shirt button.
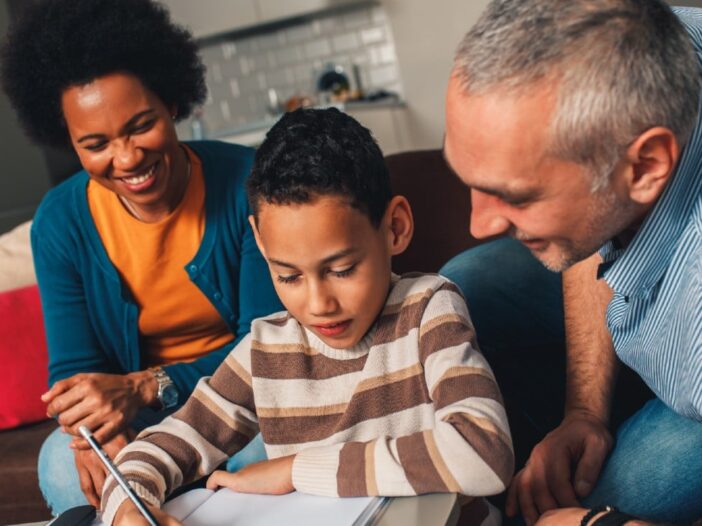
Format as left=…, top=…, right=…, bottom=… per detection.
left=189, top=264, right=198, bottom=274
left=214, top=292, right=222, bottom=300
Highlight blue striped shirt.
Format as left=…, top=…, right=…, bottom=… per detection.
left=599, top=8, right=702, bottom=421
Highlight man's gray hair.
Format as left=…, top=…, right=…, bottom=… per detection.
left=454, top=0, right=701, bottom=190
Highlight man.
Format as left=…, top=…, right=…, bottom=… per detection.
left=442, top=1, right=702, bottom=525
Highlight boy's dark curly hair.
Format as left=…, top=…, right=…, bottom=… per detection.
left=248, top=108, right=392, bottom=228
left=0, top=0, right=206, bottom=149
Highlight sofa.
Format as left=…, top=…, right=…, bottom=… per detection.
left=0, top=221, right=55, bottom=524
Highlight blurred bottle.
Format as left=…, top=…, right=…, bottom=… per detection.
left=190, top=108, right=205, bottom=140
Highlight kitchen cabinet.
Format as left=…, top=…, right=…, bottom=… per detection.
left=162, top=0, right=367, bottom=39
left=256, top=0, right=364, bottom=24
left=161, top=0, right=258, bottom=39
left=216, top=103, right=408, bottom=156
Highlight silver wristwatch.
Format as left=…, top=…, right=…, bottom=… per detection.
left=150, top=367, right=179, bottom=410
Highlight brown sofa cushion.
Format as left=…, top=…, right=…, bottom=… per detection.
left=0, top=419, right=55, bottom=524
left=386, top=149, right=483, bottom=274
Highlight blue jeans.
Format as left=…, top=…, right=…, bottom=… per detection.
left=440, top=238, right=702, bottom=524
left=38, top=406, right=267, bottom=515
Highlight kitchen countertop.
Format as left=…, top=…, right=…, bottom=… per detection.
left=209, top=98, right=406, bottom=145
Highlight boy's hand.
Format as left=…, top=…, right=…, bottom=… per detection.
left=113, top=500, right=182, bottom=526
left=206, top=455, right=295, bottom=495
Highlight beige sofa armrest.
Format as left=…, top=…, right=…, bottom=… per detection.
left=0, top=221, right=36, bottom=293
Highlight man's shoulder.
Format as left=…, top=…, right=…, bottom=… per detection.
left=674, top=7, right=702, bottom=48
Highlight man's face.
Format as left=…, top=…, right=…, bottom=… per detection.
left=444, top=75, right=637, bottom=272
left=251, top=195, right=393, bottom=349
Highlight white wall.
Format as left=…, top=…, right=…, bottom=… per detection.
left=382, top=0, right=702, bottom=152
left=381, top=0, right=490, bottom=151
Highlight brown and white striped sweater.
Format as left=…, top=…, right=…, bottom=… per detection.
left=102, top=273, right=514, bottom=524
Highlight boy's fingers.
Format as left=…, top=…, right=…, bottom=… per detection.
left=206, top=470, right=235, bottom=490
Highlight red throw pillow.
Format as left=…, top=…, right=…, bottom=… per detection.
left=0, top=285, right=49, bottom=429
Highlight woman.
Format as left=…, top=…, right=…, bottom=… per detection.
left=0, top=0, right=282, bottom=515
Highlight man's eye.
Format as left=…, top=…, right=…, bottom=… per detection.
left=277, top=274, right=300, bottom=284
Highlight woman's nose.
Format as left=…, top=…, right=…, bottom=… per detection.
left=112, top=138, right=145, bottom=172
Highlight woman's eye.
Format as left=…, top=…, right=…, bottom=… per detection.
left=276, top=274, right=300, bottom=284
left=132, top=119, right=155, bottom=133
left=84, top=142, right=107, bottom=152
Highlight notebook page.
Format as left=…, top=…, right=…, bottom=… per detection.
left=180, top=488, right=376, bottom=526
left=162, top=488, right=213, bottom=522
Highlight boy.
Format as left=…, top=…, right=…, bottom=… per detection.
left=103, top=108, right=513, bottom=526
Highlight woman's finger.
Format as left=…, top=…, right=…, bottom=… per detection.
left=41, top=375, right=83, bottom=403
left=56, top=396, right=97, bottom=430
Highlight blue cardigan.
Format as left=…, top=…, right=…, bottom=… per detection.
left=31, top=141, right=282, bottom=401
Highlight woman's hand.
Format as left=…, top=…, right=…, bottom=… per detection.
left=75, top=431, right=130, bottom=507
left=206, top=455, right=295, bottom=495
left=42, top=371, right=158, bottom=446
left=114, top=500, right=182, bottom=526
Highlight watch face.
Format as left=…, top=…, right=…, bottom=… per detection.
left=161, top=384, right=179, bottom=409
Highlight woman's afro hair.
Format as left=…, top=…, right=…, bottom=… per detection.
left=0, top=0, right=207, bottom=148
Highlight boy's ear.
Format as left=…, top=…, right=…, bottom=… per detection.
left=248, top=215, right=267, bottom=259
left=384, top=195, right=414, bottom=256
left=624, top=126, right=679, bottom=206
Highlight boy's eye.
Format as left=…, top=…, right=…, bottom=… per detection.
left=276, top=274, right=300, bottom=284
left=331, top=264, right=356, bottom=278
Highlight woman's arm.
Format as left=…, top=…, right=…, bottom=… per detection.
left=33, top=219, right=158, bottom=444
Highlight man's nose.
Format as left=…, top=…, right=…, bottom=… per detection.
left=469, top=189, right=511, bottom=239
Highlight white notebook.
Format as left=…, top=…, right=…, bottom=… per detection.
left=95, top=488, right=389, bottom=526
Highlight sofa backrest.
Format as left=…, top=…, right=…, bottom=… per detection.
left=386, top=149, right=487, bottom=274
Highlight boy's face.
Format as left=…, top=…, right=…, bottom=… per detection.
left=251, top=195, right=398, bottom=349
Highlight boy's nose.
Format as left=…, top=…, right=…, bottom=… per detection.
left=308, top=282, right=339, bottom=317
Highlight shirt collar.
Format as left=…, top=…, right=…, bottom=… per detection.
left=599, top=119, right=702, bottom=296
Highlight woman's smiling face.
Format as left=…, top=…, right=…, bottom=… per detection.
left=61, top=72, right=186, bottom=220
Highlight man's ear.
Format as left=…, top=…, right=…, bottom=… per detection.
left=625, top=127, right=679, bottom=206
left=383, top=195, right=414, bottom=256
left=248, top=215, right=267, bottom=259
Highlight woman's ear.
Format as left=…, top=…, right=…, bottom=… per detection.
left=384, top=195, right=414, bottom=256
left=248, top=215, right=267, bottom=259
left=625, top=126, right=679, bottom=206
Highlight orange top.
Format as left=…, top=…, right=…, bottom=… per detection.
left=87, top=146, right=233, bottom=366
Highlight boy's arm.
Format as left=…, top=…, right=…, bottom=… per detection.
left=100, top=335, right=259, bottom=525
left=292, top=282, right=514, bottom=498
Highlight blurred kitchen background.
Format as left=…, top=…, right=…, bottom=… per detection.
left=2, top=0, right=702, bottom=233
